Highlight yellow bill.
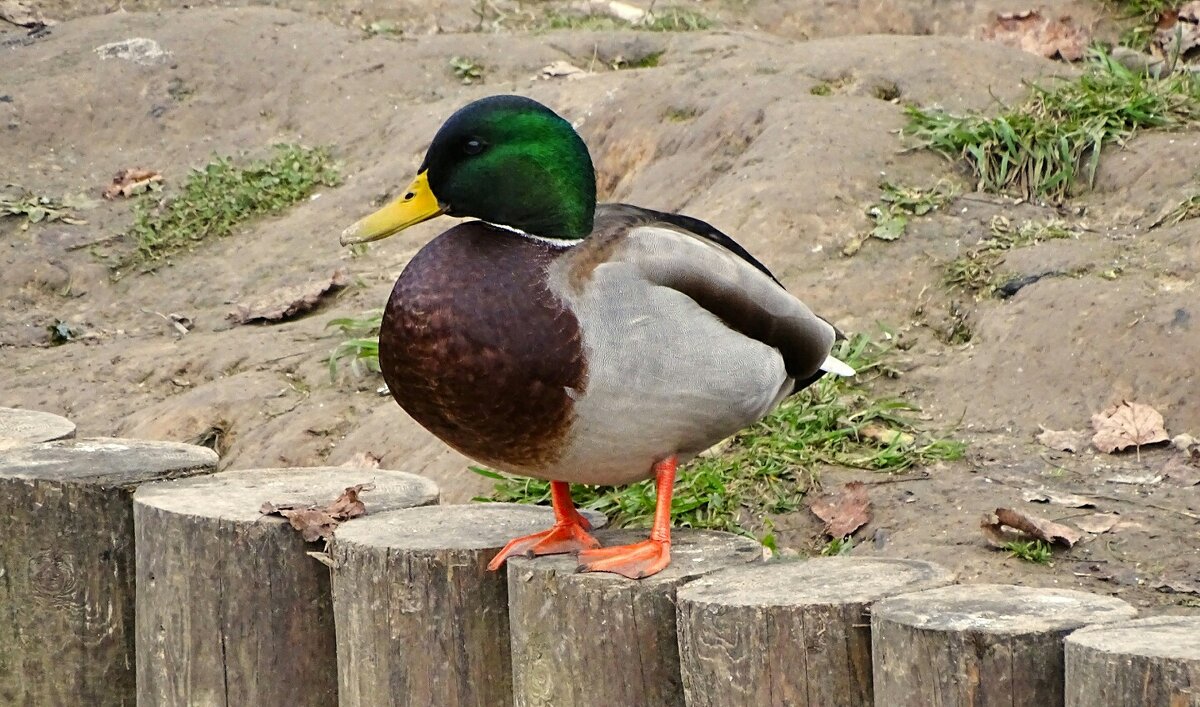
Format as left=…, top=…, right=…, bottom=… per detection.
left=340, top=171, right=445, bottom=246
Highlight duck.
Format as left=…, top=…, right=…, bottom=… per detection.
left=340, top=94, right=853, bottom=579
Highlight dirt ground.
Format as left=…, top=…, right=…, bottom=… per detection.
left=2, top=0, right=1197, bottom=611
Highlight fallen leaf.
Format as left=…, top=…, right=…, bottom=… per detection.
left=1091, top=400, right=1170, bottom=454
left=326, top=483, right=374, bottom=520
left=103, top=168, right=163, bottom=199
left=981, top=507, right=1082, bottom=548
left=1074, top=512, right=1121, bottom=534
left=1021, top=489, right=1096, bottom=508
left=538, top=60, right=589, bottom=81
left=261, top=483, right=375, bottom=542
left=0, top=0, right=53, bottom=27
left=340, top=451, right=382, bottom=469
left=979, top=10, right=1091, bottom=62
left=858, top=422, right=916, bottom=447
left=1152, top=2, right=1200, bottom=65
left=1036, top=426, right=1084, bottom=453
left=808, top=481, right=872, bottom=537
left=227, top=269, right=349, bottom=324
left=1172, top=433, right=1199, bottom=456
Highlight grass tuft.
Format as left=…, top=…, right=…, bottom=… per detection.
left=905, top=51, right=1200, bottom=201
left=474, top=332, right=965, bottom=534
left=944, top=216, right=1078, bottom=296
left=327, top=311, right=383, bottom=381
left=118, top=144, right=339, bottom=272
left=543, top=6, right=712, bottom=32
left=1003, top=539, right=1054, bottom=564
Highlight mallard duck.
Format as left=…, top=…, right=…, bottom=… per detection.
left=341, top=95, right=853, bottom=579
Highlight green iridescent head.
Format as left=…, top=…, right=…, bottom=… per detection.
left=341, top=95, right=597, bottom=244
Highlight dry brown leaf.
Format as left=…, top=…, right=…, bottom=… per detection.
left=340, top=451, right=382, bottom=469
left=260, top=483, right=374, bottom=542
left=1091, top=400, right=1170, bottom=454
left=1021, top=489, right=1096, bottom=508
left=981, top=507, right=1082, bottom=548
left=103, top=168, right=163, bottom=199
left=1152, top=2, right=1200, bottom=64
left=859, top=422, right=915, bottom=447
left=808, top=481, right=872, bottom=537
left=1162, top=455, right=1200, bottom=486
left=538, top=60, right=589, bottom=81
left=326, top=483, right=374, bottom=520
left=227, top=269, right=349, bottom=324
left=1074, top=512, right=1121, bottom=534
left=1036, top=426, right=1084, bottom=453
left=979, top=10, right=1091, bottom=62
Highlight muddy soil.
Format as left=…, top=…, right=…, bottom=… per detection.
left=2, top=0, right=1197, bottom=611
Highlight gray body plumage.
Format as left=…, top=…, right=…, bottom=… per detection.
left=505, top=213, right=838, bottom=486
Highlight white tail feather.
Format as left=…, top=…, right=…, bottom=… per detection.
left=820, top=354, right=856, bottom=377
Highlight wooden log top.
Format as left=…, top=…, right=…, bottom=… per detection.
left=1067, top=616, right=1200, bottom=660
left=677, top=557, right=955, bottom=606
left=133, top=467, right=440, bottom=522
left=0, top=437, right=217, bottom=486
left=509, top=529, right=762, bottom=587
left=874, top=584, right=1138, bottom=634
left=0, top=407, right=76, bottom=448
left=334, top=503, right=607, bottom=551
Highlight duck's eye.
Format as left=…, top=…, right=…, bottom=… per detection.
left=463, top=138, right=485, bottom=156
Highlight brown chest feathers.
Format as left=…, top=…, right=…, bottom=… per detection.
left=379, top=223, right=587, bottom=470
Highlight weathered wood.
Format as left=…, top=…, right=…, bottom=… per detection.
left=331, top=503, right=606, bottom=707
left=508, top=529, right=762, bottom=707
left=0, top=437, right=218, bottom=707
left=1065, top=615, right=1200, bottom=707
left=134, top=466, right=439, bottom=707
left=677, top=557, right=955, bottom=707
left=872, top=583, right=1138, bottom=707
left=0, top=406, right=76, bottom=448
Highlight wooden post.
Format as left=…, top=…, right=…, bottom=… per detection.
left=871, top=584, right=1138, bottom=707
left=676, top=557, right=955, bottom=707
left=508, top=528, right=763, bottom=707
left=0, top=406, right=76, bottom=447
left=134, top=466, right=439, bottom=707
left=331, top=503, right=607, bottom=707
left=1065, top=615, right=1200, bottom=707
left=0, top=437, right=218, bottom=707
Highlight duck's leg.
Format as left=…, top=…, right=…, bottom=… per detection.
left=487, top=481, right=600, bottom=571
left=576, top=455, right=675, bottom=579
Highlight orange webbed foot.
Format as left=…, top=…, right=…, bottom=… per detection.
left=576, top=539, right=671, bottom=579
left=487, top=516, right=600, bottom=571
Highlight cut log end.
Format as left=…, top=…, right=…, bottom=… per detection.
left=677, top=558, right=956, bottom=707
left=135, top=467, right=441, bottom=707
left=507, top=529, right=763, bottom=707
left=0, top=407, right=76, bottom=448
left=1, top=437, right=218, bottom=707
left=1066, top=616, right=1200, bottom=707
left=0, top=436, right=217, bottom=485
left=133, top=465, right=440, bottom=522
left=872, top=584, right=1138, bottom=707
left=331, top=503, right=608, bottom=707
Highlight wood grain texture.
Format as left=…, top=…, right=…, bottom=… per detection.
left=677, top=557, right=955, bottom=707
left=134, top=467, right=439, bottom=707
left=0, top=407, right=76, bottom=448
left=0, top=438, right=218, bottom=707
left=331, top=503, right=605, bottom=707
left=508, top=529, right=763, bottom=707
left=872, top=584, right=1138, bottom=707
left=1065, top=615, right=1200, bottom=707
